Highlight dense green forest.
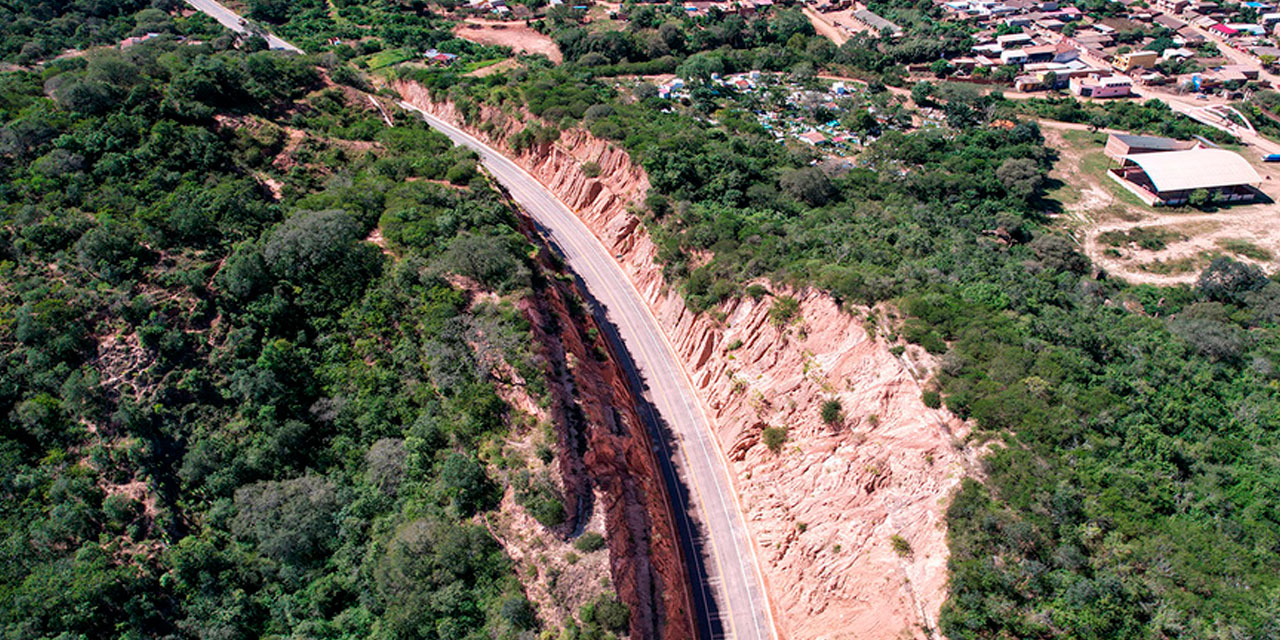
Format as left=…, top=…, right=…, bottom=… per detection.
left=427, top=38, right=1280, bottom=637
left=241, top=0, right=506, bottom=60
left=0, top=7, right=640, bottom=639
left=999, top=94, right=1235, bottom=143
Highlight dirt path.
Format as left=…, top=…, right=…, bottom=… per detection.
left=803, top=7, right=849, bottom=46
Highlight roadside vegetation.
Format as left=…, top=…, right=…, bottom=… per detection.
left=0, top=10, right=643, bottom=639
left=999, top=94, right=1235, bottom=143
left=426, top=41, right=1280, bottom=638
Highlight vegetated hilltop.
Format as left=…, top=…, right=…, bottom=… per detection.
left=0, top=10, right=679, bottom=640
left=6, top=1, right=1280, bottom=639
left=402, top=39, right=1280, bottom=639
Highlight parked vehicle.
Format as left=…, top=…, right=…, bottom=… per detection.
left=1264, top=154, right=1280, bottom=162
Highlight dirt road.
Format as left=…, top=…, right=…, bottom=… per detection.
left=803, top=7, right=849, bottom=46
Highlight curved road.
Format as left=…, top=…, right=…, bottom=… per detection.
left=400, top=102, right=775, bottom=640
left=184, top=0, right=303, bottom=53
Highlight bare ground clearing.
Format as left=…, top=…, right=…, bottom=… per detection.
left=454, top=19, right=563, bottom=63
left=1041, top=121, right=1280, bottom=285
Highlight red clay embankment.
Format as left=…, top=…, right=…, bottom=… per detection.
left=396, top=79, right=977, bottom=640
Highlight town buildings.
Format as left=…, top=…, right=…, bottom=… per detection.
left=1070, top=74, right=1133, bottom=97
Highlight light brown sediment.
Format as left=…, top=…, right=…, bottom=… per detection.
left=396, top=80, right=977, bottom=640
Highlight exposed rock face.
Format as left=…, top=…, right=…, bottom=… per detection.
left=396, top=81, right=976, bottom=640
left=517, top=215, right=695, bottom=640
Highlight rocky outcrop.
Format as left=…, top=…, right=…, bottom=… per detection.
left=517, top=214, right=695, bottom=640
left=396, top=81, right=976, bottom=640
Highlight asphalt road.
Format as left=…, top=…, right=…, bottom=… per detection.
left=1155, top=92, right=1280, bottom=155
left=400, top=102, right=776, bottom=640
left=184, top=0, right=303, bottom=53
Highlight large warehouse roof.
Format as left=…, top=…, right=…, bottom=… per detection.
left=1111, top=133, right=1194, bottom=152
left=1123, top=148, right=1261, bottom=192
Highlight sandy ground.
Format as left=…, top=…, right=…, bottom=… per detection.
left=807, top=6, right=887, bottom=45
left=803, top=7, right=850, bottom=46
left=1086, top=210, right=1280, bottom=285
left=1041, top=120, right=1280, bottom=285
left=454, top=19, right=563, bottom=63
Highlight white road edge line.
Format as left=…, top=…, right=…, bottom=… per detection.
left=400, top=101, right=778, bottom=640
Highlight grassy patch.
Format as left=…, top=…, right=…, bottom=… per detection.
left=1138, top=253, right=1210, bottom=275
left=1098, top=226, right=1183, bottom=251
left=768, top=296, right=801, bottom=328
left=1061, top=129, right=1108, bottom=147
left=1077, top=150, right=1150, bottom=211
left=574, top=531, right=606, bottom=553
left=1217, top=238, right=1273, bottom=261
left=1044, top=176, right=1081, bottom=206
left=1051, top=129, right=1153, bottom=214
left=891, top=534, right=913, bottom=557
left=1097, top=202, right=1144, bottom=223
left=358, top=47, right=417, bottom=70
left=463, top=58, right=505, bottom=73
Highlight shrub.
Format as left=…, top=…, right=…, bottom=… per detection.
left=527, top=495, right=565, bottom=527
left=580, top=161, right=601, bottom=178
left=1188, top=187, right=1211, bottom=208
left=891, top=534, right=912, bottom=557
left=584, top=104, right=615, bottom=120
left=75, top=221, right=154, bottom=284
left=574, top=531, right=606, bottom=553
left=536, top=443, right=554, bottom=464
left=995, top=157, right=1044, bottom=199
left=1197, top=256, right=1267, bottom=304
left=330, top=64, right=366, bottom=90
left=445, top=159, right=477, bottom=184
left=922, top=390, right=942, bottom=409
left=1030, top=233, right=1089, bottom=275
left=779, top=166, right=835, bottom=206
left=366, top=438, right=407, bottom=494
left=583, top=595, right=630, bottom=634
left=437, top=452, right=498, bottom=516
left=263, top=208, right=383, bottom=312
left=922, top=333, right=947, bottom=354
left=768, top=296, right=801, bottom=327
left=500, top=596, right=537, bottom=630
left=232, top=475, right=342, bottom=571
left=1170, top=303, right=1247, bottom=362
left=515, top=473, right=566, bottom=527
left=820, top=399, right=843, bottom=426
left=762, top=426, right=788, bottom=453
left=438, top=232, right=531, bottom=293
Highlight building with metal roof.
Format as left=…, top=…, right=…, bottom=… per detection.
left=1110, top=148, right=1262, bottom=205
left=1104, top=133, right=1200, bottom=159
left=851, top=9, right=902, bottom=36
